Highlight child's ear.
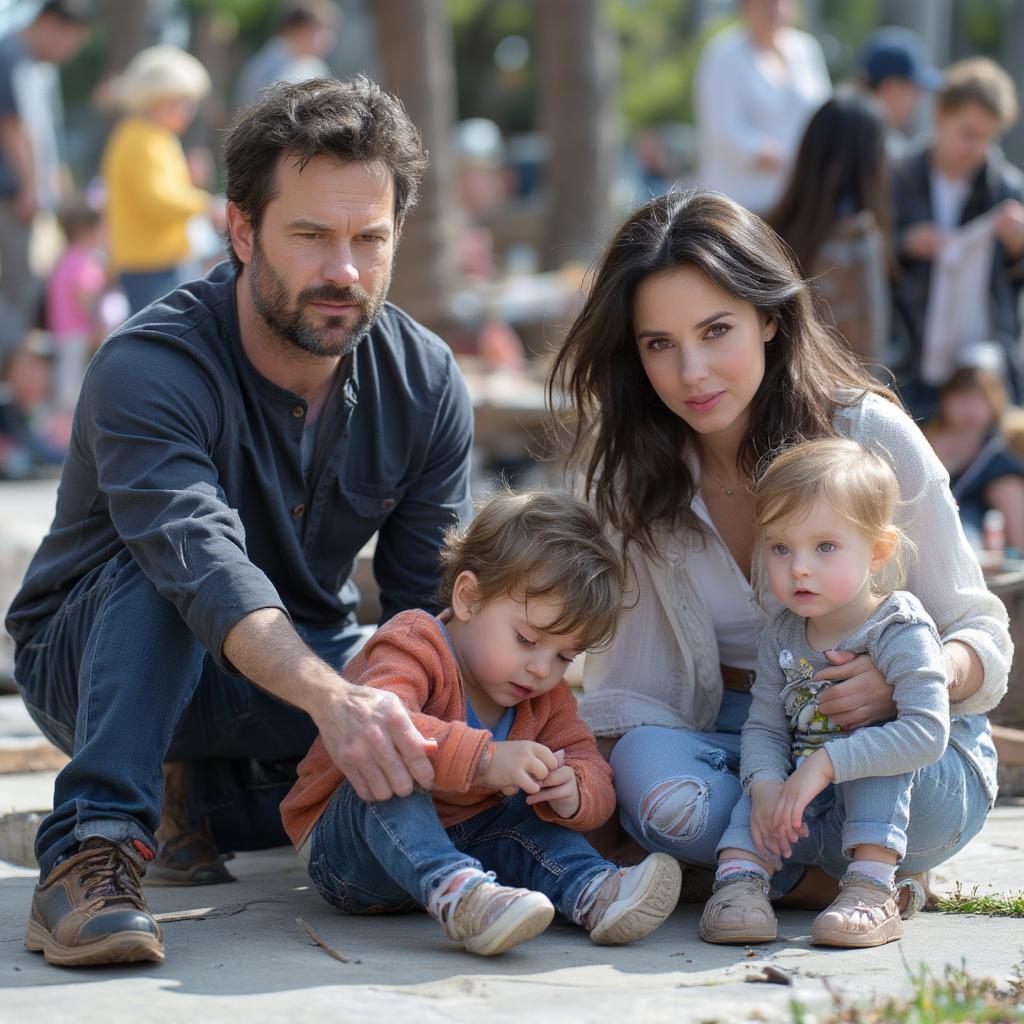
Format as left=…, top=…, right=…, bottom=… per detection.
left=869, top=529, right=899, bottom=573
left=450, top=571, right=482, bottom=621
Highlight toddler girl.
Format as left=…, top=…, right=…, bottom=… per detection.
left=281, top=489, right=682, bottom=956
left=699, top=437, right=949, bottom=948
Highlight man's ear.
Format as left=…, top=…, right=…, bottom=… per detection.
left=226, top=201, right=254, bottom=265
left=450, top=571, right=482, bottom=622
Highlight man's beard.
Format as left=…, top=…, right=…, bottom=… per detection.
left=247, top=235, right=388, bottom=358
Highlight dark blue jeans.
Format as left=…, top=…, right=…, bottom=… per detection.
left=14, top=548, right=369, bottom=879
left=307, top=787, right=613, bottom=923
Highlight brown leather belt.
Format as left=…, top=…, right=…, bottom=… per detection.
left=720, top=664, right=755, bottom=692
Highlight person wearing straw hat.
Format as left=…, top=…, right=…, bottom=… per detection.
left=101, top=44, right=224, bottom=314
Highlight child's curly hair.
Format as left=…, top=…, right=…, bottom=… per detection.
left=437, top=488, right=626, bottom=652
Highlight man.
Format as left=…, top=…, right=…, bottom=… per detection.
left=858, top=26, right=943, bottom=155
left=235, top=0, right=337, bottom=109
left=890, top=57, right=1024, bottom=416
left=6, top=76, right=474, bottom=968
left=0, top=0, right=90, bottom=358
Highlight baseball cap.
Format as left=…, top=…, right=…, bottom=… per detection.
left=860, top=27, right=944, bottom=90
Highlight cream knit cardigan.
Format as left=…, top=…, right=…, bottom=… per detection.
left=579, top=392, right=1012, bottom=738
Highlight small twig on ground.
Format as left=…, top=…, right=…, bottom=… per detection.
left=297, top=916, right=357, bottom=963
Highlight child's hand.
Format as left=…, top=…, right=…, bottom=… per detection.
left=748, top=777, right=787, bottom=860
left=480, top=740, right=558, bottom=795
left=769, top=749, right=834, bottom=857
left=525, top=749, right=580, bottom=818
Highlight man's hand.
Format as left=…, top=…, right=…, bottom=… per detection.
left=14, top=186, right=37, bottom=223
left=814, top=650, right=896, bottom=729
left=995, top=198, right=1024, bottom=258
left=481, top=740, right=558, bottom=795
left=525, top=749, right=580, bottom=817
left=748, top=777, right=790, bottom=861
left=768, top=750, right=834, bottom=856
left=316, top=682, right=437, bottom=802
left=902, top=222, right=947, bottom=260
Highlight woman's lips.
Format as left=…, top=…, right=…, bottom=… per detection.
left=683, top=391, right=724, bottom=413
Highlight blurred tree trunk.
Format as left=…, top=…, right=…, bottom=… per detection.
left=537, top=0, right=620, bottom=271
left=1002, top=4, right=1024, bottom=169
left=374, top=0, right=461, bottom=340
left=100, top=0, right=151, bottom=74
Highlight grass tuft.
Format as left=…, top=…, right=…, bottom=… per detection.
left=790, top=960, right=1024, bottom=1023
left=935, top=884, right=1024, bottom=917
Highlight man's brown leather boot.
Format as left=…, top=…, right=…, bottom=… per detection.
left=148, top=761, right=235, bottom=886
left=25, top=837, right=165, bottom=966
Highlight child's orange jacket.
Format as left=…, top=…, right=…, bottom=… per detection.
left=280, top=609, right=616, bottom=851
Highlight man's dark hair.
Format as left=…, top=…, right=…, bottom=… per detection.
left=223, top=76, right=426, bottom=270
left=37, top=0, right=92, bottom=24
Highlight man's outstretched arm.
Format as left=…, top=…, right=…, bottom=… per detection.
left=223, top=608, right=436, bottom=801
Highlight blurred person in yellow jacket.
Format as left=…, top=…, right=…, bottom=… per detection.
left=101, top=45, right=224, bottom=314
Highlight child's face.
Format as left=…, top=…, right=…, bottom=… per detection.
left=449, top=574, right=584, bottom=709
left=763, top=497, right=889, bottom=620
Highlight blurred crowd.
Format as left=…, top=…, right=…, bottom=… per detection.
left=3, top=0, right=1024, bottom=565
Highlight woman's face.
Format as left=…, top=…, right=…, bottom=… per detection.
left=633, top=266, right=774, bottom=446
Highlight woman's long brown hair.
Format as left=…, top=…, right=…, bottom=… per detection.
left=546, top=189, right=898, bottom=555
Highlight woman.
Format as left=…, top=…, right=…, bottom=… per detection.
left=770, top=91, right=892, bottom=363
left=694, top=0, right=831, bottom=214
left=548, top=189, right=1009, bottom=903
left=925, top=358, right=1024, bottom=553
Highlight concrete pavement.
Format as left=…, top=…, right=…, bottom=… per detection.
left=1, top=739, right=1022, bottom=1023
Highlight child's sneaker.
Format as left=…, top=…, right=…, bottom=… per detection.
left=431, top=871, right=554, bottom=956
left=699, top=874, right=777, bottom=944
left=582, top=853, right=682, bottom=945
left=811, top=873, right=903, bottom=948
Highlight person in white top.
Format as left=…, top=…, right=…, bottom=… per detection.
left=547, top=188, right=1010, bottom=909
left=694, top=0, right=831, bottom=213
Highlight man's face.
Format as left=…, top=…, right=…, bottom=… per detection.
left=241, top=155, right=396, bottom=359
left=33, top=19, right=88, bottom=64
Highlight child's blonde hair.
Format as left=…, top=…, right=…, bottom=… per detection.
left=753, top=438, right=910, bottom=595
left=437, top=488, right=626, bottom=652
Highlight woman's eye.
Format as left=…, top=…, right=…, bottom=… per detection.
left=705, top=323, right=730, bottom=339
left=646, top=336, right=672, bottom=352
left=817, top=542, right=837, bottom=553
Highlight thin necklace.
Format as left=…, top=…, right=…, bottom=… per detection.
left=702, top=466, right=744, bottom=497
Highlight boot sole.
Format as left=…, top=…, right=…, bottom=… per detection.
left=812, top=916, right=904, bottom=948
left=25, top=918, right=165, bottom=966
left=464, top=895, right=555, bottom=956
left=591, top=854, right=683, bottom=946
left=145, top=862, right=236, bottom=887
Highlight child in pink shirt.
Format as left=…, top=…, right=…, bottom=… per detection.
left=46, top=201, right=106, bottom=412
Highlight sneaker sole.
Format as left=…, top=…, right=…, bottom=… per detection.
left=145, top=862, right=236, bottom=887
left=25, top=918, right=165, bottom=967
left=591, top=854, right=683, bottom=946
left=812, top=916, right=904, bottom=948
left=699, top=919, right=778, bottom=945
left=464, top=894, right=555, bottom=956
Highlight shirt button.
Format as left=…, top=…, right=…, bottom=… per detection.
left=381, top=498, right=395, bottom=510
left=292, top=503, right=306, bottom=518
left=292, top=405, right=305, bottom=418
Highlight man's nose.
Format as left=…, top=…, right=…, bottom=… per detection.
left=322, top=243, right=359, bottom=286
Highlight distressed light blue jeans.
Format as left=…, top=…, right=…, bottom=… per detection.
left=610, top=691, right=993, bottom=893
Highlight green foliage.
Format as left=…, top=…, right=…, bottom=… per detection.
left=790, top=961, right=1024, bottom=1023
left=936, top=884, right=1024, bottom=917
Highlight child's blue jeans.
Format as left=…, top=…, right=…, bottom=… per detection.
left=306, top=785, right=614, bottom=923
left=718, top=769, right=914, bottom=870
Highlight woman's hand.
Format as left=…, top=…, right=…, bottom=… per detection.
left=813, top=650, right=896, bottom=729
